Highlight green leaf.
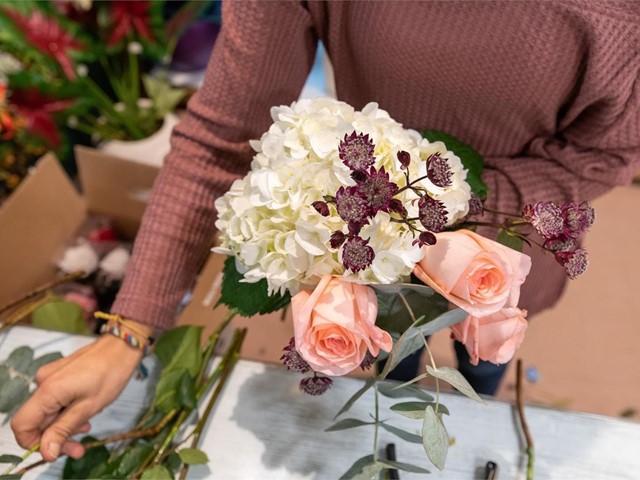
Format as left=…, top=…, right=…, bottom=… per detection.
left=0, top=377, right=29, bottom=413
left=380, top=422, right=423, bottom=444
left=390, top=401, right=450, bottom=419
left=31, top=300, right=90, bottom=334
left=418, top=308, right=468, bottom=338
left=216, top=256, right=291, bottom=317
left=140, top=465, right=173, bottom=480
left=166, top=453, right=182, bottom=472
left=0, top=455, right=22, bottom=464
left=497, top=229, right=524, bottom=252
left=325, top=418, right=373, bottom=432
left=154, top=326, right=203, bottom=376
left=381, top=459, right=430, bottom=474
left=177, top=448, right=209, bottom=465
left=422, top=405, right=449, bottom=471
left=115, top=445, right=154, bottom=477
left=333, top=377, right=376, bottom=419
left=377, top=381, right=434, bottom=402
left=5, top=346, right=34, bottom=374
left=421, top=130, right=488, bottom=199
left=62, top=436, right=110, bottom=479
left=142, top=74, right=188, bottom=119
left=26, top=352, right=63, bottom=377
left=426, top=366, right=485, bottom=404
left=0, top=474, right=23, bottom=480
left=177, top=372, right=197, bottom=410
left=0, top=365, right=9, bottom=386
left=154, top=369, right=192, bottom=412
left=338, top=455, right=381, bottom=480
left=372, top=283, right=445, bottom=333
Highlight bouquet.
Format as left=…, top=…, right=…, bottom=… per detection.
left=213, top=97, right=594, bottom=476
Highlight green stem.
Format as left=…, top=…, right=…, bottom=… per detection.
left=1, top=443, right=39, bottom=475
left=196, top=310, right=237, bottom=390
left=128, top=50, right=140, bottom=104
left=372, top=383, right=380, bottom=463
left=421, top=333, right=440, bottom=414
left=516, top=359, right=535, bottom=480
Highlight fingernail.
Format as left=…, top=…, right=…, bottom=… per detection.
left=48, top=442, right=60, bottom=459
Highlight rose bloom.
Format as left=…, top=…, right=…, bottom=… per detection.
left=451, top=307, right=528, bottom=365
left=413, top=230, right=531, bottom=317
left=291, top=275, right=392, bottom=376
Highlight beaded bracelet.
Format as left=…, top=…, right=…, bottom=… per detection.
left=99, top=323, right=152, bottom=356
left=94, top=311, right=155, bottom=344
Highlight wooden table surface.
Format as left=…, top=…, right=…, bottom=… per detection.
left=1, top=326, right=639, bottom=479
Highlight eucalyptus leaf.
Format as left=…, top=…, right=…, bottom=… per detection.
left=26, top=352, right=63, bottom=377
left=418, top=308, right=468, bottom=338
left=325, top=418, right=373, bottom=432
left=333, top=377, right=376, bottom=419
left=140, top=464, right=173, bottom=480
left=379, top=422, right=423, bottom=444
left=0, top=474, right=22, bottom=480
left=377, top=381, right=434, bottom=402
left=0, top=365, right=9, bottom=386
left=497, top=229, right=524, bottom=252
left=0, top=377, right=29, bottom=413
left=5, top=346, right=34, bottom=374
left=421, top=130, right=487, bottom=199
left=338, top=455, right=380, bottom=480
left=154, top=326, right=203, bottom=376
left=177, top=448, right=209, bottom=465
left=378, top=317, right=426, bottom=380
left=390, top=401, right=450, bottom=419
left=31, top=300, right=90, bottom=334
left=426, top=366, right=485, bottom=404
left=374, top=285, right=447, bottom=333
left=0, top=455, right=22, bottom=464
left=381, top=459, right=430, bottom=474
left=216, top=256, right=291, bottom=316
left=422, top=405, right=449, bottom=471
left=62, top=436, right=110, bottom=479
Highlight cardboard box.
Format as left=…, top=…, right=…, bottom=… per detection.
left=0, top=149, right=299, bottom=367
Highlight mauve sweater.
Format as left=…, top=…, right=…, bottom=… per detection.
left=113, top=1, right=640, bottom=330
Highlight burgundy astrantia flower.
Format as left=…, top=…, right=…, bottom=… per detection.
left=281, top=337, right=310, bottom=373
left=543, top=236, right=577, bottom=253
left=418, top=195, right=448, bottom=233
left=330, top=231, right=346, bottom=249
left=299, top=374, right=333, bottom=396
left=339, top=131, right=375, bottom=172
left=360, top=350, right=376, bottom=371
left=555, top=248, right=588, bottom=279
left=426, top=153, right=452, bottom=188
left=312, top=200, right=330, bottom=217
left=467, top=193, right=485, bottom=217
left=342, top=236, right=375, bottom=272
left=412, top=231, right=437, bottom=247
left=335, top=186, right=369, bottom=228
left=359, top=167, right=399, bottom=214
left=2, top=8, right=85, bottom=79
left=522, top=201, right=564, bottom=239
left=108, top=1, right=155, bottom=47
left=397, top=150, right=411, bottom=170
left=562, top=202, right=595, bottom=238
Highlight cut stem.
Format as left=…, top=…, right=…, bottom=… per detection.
left=516, top=359, right=535, bottom=480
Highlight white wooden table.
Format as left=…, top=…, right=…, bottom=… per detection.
left=1, top=326, right=640, bottom=479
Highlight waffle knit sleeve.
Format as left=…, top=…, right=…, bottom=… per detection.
left=112, top=1, right=318, bottom=330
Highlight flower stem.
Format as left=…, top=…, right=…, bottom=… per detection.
left=516, top=359, right=535, bottom=480
left=372, top=383, right=380, bottom=464
left=421, top=333, right=440, bottom=414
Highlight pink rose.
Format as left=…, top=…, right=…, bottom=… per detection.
left=451, top=307, right=528, bottom=365
left=291, top=275, right=393, bottom=376
left=413, top=230, right=531, bottom=317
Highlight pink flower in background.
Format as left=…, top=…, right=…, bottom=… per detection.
left=451, top=307, right=528, bottom=365
left=414, top=229, right=531, bottom=317
left=291, top=275, right=392, bottom=376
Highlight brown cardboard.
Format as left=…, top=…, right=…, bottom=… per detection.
left=75, top=146, right=159, bottom=240
left=0, top=154, right=86, bottom=307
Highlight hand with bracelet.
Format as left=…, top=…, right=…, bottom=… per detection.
left=10, top=313, right=154, bottom=462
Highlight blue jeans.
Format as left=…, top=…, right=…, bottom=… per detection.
left=380, top=341, right=509, bottom=396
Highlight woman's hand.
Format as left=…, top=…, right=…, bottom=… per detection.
left=10, top=332, right=148, bottom=462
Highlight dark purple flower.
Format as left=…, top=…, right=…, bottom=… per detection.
left=543, top=236, right=577, bottom=252
left=312, top=200, right=330, bottom=217
left=335, top=186, right=369, bottom=226
left=397, top=150, right=411, bottom=170
left=339, top=131, right=375, bottom=172
left=555, top=249, right=589, bottom=279
left=330, top=231, right=346, bottom=249
left=562, top=201, right=595, bottom=238
left=281, top=337, right=310, bottom=373
left=418, top=196, right=448, bottom=233
left=412, top=231, right=437, bottom=247
left=426, top=153, right=452, bottom=188
left=522, top=202, right=564, bottom=239
left=359, top=167, right=399, bottom=215
left=360, top=350, right=376, bottom=371
left=351, top=170, right=368, bottom=183
left=389, top=198, right=407, bottom=218
left=467, top=193, right=485, bottom=217
left=342, top=235, right=375, bottom=272
left=299, top=375, right=333, bottom=396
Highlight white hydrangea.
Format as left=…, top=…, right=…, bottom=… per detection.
left=214, top=98, right=472, bottom=295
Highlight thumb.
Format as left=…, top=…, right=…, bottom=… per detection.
left=40, top=402, right=92, bottom=462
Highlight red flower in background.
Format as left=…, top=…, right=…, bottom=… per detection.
left=1, top=8, right=85, bottom=79
left=108, top=1, right=154, bottom=47
left=0, top=84, right=17, bottom=141
left=10, top=88, right=74, bottom=148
